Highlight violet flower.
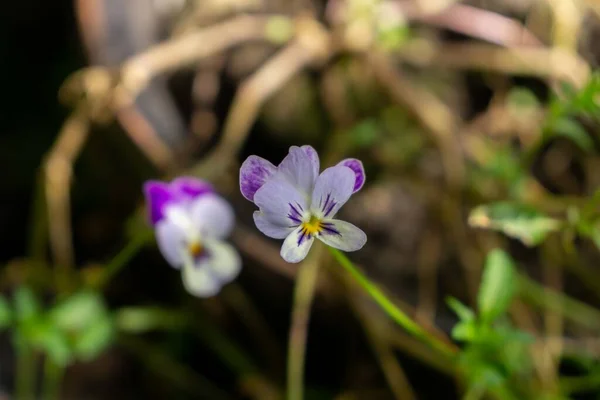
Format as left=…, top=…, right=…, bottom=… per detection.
left=143, top=177, right=241, bottom=297
left=240, top=145, right=367, bottom=263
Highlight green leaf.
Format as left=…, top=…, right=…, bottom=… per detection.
left=0, top=296, right=12, bottom=328
left=349, top=119, right=379, bottom=148
left=50, top=291, right=105, bottom=331
left=446, top=297, right=475, bottom=321
left=468, top=202, right=561, bottom=247
left=13, top=286, right=40, bottom=323
left=478, top=249, right=517, bottom=323
left=73, top=315, right=114, bottom=361
left=550, top=117, right=594, bottom=152
left=115, top=307, right=185, bottom=333
left=28, top=320, right=72, bottom=366
left=451, top=320, right=478, bottom=342
left=507, top=87, right=540, bottom=111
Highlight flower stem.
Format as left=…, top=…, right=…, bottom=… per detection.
left=328, top=248, right=456, bottom=359
left=95, top=231, right=153, bottom=290
left=41, top=357, right=64, bottom=400
left=287, top=249, right=322, bottom=400
left=15, top=343, right=36, bottom=400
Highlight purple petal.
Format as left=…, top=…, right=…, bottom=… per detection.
left=301, top=145, right=320, bottom=179
left=239, top=156, right=277, bottom=201
left=311, top=166, right=355, bottom=218
left=277, top=146, right=320, bottom=197
left=155, top=219, right=186, bottom=268
left=171, top=177, right=213, bottom=200
left=317, top=219, right=366, bottom=251
left=254, top=174, right=309, bottom=227
left=336, top=158, right=366, bottom=193
left=190, top=194, right=235, bottom=239
left=280, top=226, right=315, bottom=263
left=144, top=181, right=175, bottom=225
left=253, top=211, right=294, bottom=239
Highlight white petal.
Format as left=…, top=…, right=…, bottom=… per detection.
left=203, top=239, right=242, bottom=284
left=280, top=226, right=315, bottom=263
left=317, top=219, right=366, bottom=252
left=253, top=211, right=294, bottom=239
left=277, top=146, right=319, bottom=198
left=254, top=174, right=309, bottom=227
left=311, top=166, right=355, bottom=218
left=190, top=194, right=235, bottom=239
left=155, top=219, right=186, bottom=268
left=181, top=261, right=221, bottom=298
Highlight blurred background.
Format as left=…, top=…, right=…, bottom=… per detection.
left=3, top=0, right=600, bottom=399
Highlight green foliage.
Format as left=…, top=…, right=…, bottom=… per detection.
left=0, top=296, right=13, bottom=328
left=448, top=250, right=534, bottom=398
left=551, top=117, right=594, bottom=152
left=478, top=249, right=517, bottom=323
left=540, top=73, right=600, bottom=152
left=8, top=288, right=115, bottom=366
left=468, top=202, right=562, bottom=246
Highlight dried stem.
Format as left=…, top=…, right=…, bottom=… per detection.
left=287, top=246, right=324, bottom=400
left=44, top=105, right=91, bottom=292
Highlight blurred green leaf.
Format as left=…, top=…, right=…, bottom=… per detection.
left=349, top=119, right=379, bottom=148
left=73, top=315, right=114, bottom=361
left=0, top=296, right=12, bottom=329
left=452, top=320, right=478, bottom=342
left=14, top=286, right=40, bottom=323
left=377, top=26, right=409, bottom=50
left=468, top=202, right=561, bottom=247
left=50, top=291, right=105, bottom=331
left=507, top=87, right=540, bottom=111
left=29, top=320, right=72, bottom=366
left=446, top=297, right=475, bottom=321
left=478, top=249, right=517, bottom=323
left=550, top=117, right=594, bottom=152
left=115, top=307, right=185, bottom=333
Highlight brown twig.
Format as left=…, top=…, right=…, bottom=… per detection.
left=401, top=2, right=542, bottom=46
left=119, top=15, right=290, bottom=99
left=44, top=105, right=91, bottom=291
left=396, top=40, right=590, bottom=88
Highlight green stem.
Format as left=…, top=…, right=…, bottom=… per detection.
left=518, top=273, right=600, bottom=331
left=41, top=357, right=64, bottom=400
left=287, top=252, right=322, bottom=400
left=328, top=248, right=456, bottom=358
left=15, top=343, right=36, bottom=400
left=95, top=231, right=153, bottom=290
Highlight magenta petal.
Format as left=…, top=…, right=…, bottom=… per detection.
left=171, top=177, right=214, bottom=200
left=143, top=181, right=175, bottom=225
left=239, top=156, right=277, bottom=201
left=336, top=159, right=365, bottom=193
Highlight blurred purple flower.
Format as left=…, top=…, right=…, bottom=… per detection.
left=240, top=145, right=367, bottom=263
left=143, top=177, right=240, bottom=297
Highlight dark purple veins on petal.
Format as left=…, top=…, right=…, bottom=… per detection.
left=297, top=228, right=308, bottom=246
left=320, top=193, right=337, bottom=217
left=288, top=202, right=303, bottom=224
left=320, top=221, right=341, bottom=236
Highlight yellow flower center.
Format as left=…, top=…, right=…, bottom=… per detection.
left=301, top=215, right=323, bottom=235
left=188, top=241, right=204, bottom=257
